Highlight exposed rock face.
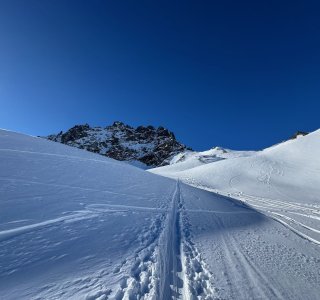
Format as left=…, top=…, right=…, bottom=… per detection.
left=46, top=122, right=188, bottom=167
left=289, top=131, right=309, bottom=140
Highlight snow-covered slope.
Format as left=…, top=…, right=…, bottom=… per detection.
left=154, top=147, right=255, bottom=176
left=150, top=129, right=320, bottom=246
left=0, top=129, right=175, bottom=299
left=1, top=129, right=320, bottom=299
left=45, top=122, right=187, bottom=167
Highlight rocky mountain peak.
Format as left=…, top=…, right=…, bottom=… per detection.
left=289, top=131, right=309, bottom=140
left=45, top=122, right=188, bottom=167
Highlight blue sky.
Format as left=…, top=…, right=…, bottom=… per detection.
left=0, top=0, right=319, bottom=150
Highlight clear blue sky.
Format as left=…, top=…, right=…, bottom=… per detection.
left=0, top=0, right=319, bottom=150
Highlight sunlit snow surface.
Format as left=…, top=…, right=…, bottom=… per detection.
left=1, top=130, right=320, bottom=299
left=151, top=131, right=320, bottom=245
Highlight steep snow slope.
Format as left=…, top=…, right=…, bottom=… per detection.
left=151, top=129, right=320, bottom=246
left=1, top=130, right=320, bottom=299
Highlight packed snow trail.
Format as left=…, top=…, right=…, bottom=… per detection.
left=1, top=130, right=320, bottom=299
left=157, top=180, right=215, bottom=300
left=158, top=181, right=183, bottom=299
left=151, top=130, right=320, bottom=250
left=178, top=184, right=320, bottom=299
left=209, top=211, right=284, bottom=299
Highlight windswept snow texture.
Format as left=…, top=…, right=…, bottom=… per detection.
left=161, top=147, right=256, bottom=175
left=151, top=130, right=320, bottom=272
left=1, top=130, right=320, bottom=299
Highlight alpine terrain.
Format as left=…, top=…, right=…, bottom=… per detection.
left=0, top=129, right=319, bottom=299
left=45, top=122, right=187, bottom=168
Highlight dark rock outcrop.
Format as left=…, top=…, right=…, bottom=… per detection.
left=45, top=122, right=188, bottom=167
left=289, top=131, right=309, bottom=140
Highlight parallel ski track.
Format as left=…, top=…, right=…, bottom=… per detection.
left=158, top=180, right=215, bottom=299
left=211, top=212, right=285, bottom=300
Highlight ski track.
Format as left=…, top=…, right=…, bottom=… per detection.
left=4, top=174, right=316, bottom=299
left=211, top=213, right=284, bottom=300
left=81, top=178, right=319, bottom=299
left=111, top=202, right=168, bottom=300
left=0, top=177, right=149, bottom=200
left=3, top=129, right=320, bottom=299
left=235, top=196, right=320, bottom=246
left=178, top=185, right=216, bottom=300
left=3, top=179, right=281, bottom=300
left=227, top=160, right=320, bottom=246
left=158, top=180, right=215, bottom=299
left=189, top=181, right=320, bottom=247
left=0, top=204, right=167, bottom=243
left=111, top=180, right=216, bottom=300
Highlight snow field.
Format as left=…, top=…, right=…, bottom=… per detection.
left=1, top=129, right=320, bottom=299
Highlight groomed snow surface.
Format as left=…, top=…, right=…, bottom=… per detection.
left=1, top=130, right=320, bottom=299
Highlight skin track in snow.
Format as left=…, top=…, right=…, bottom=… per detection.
left=1, top=130, right=320, bottom=299
left=158, top=181, right=183, bottom=299
left=157, top=181, right=215, bottom=300
left=150, top=129, right=320, bottom=250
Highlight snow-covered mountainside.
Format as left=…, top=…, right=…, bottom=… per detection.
left=150, top=129, right=320, bottom=246
left=1, top=129, right=320, bottom=299
left=45, top=122, right=187, bottom=167
left=157, top=147, right=256, bottom=176
left=153, top=131, right=308, bottom=176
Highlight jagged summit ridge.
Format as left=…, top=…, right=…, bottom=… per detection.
left=46, top=121, right=188, bottom=167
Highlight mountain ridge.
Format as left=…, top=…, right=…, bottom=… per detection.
left=45, top=121, right=189, bottom=167
left=45, top=123, right=310, bottom=168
